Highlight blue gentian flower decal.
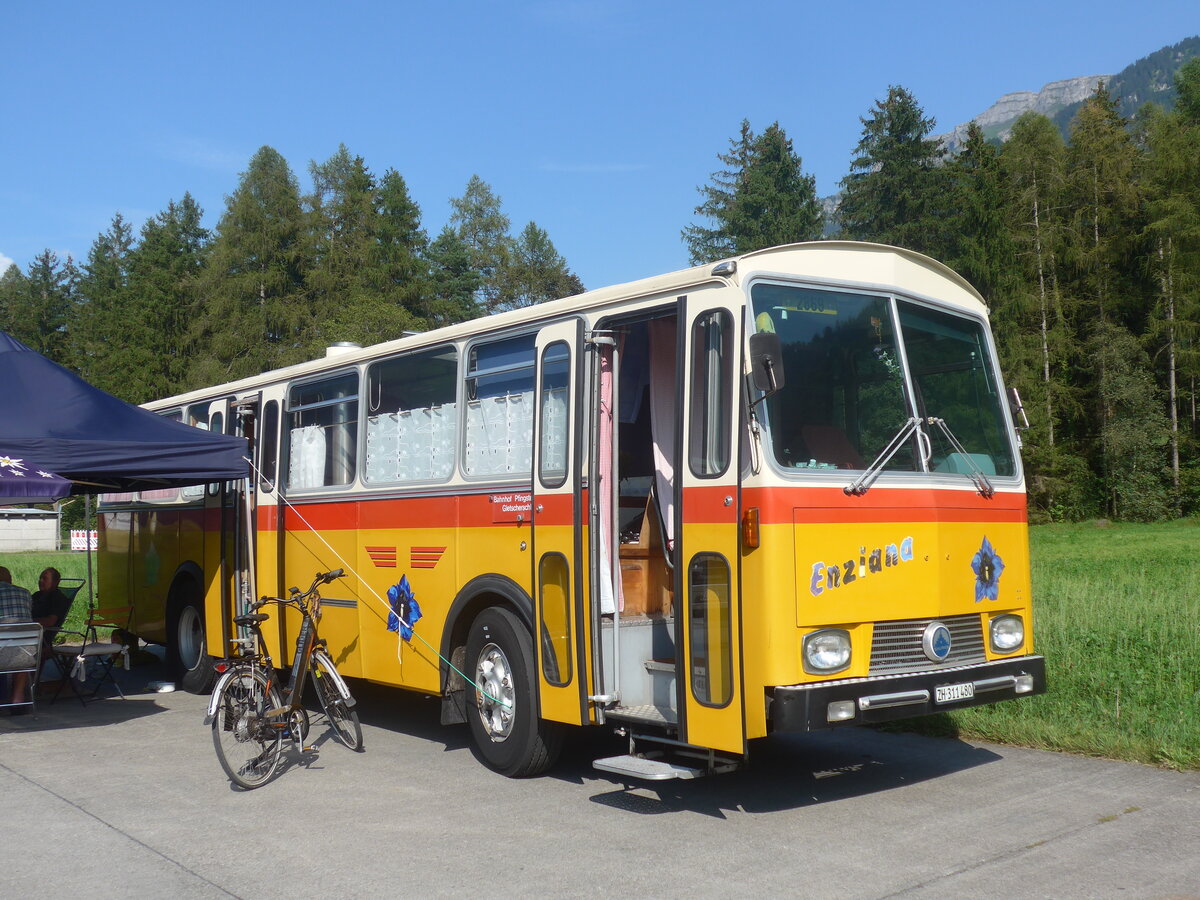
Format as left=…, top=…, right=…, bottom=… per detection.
left=971, top=536, right=1005, bottom=603
left=387, top=575, right=422, bottom=641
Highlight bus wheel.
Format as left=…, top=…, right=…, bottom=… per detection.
left=465, top=607, right=562, bottom=777
left=168, top=582, right=215, bottom=694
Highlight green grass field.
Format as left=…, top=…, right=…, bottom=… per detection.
left=5, top=521, right=1199, bottom=768
left=0, top=550, right=97, bottom=636
left=910, top=519, right=1200, bottom=770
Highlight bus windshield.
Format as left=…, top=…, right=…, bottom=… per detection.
left=750, top=282, right=1015, bottom=478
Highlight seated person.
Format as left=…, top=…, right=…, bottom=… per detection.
left=32, top=567, right=71, bottom=648
left=0, top=565, right=34, bottom=711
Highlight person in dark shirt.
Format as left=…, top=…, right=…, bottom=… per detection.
left=31, top=567, right=71, bottom=648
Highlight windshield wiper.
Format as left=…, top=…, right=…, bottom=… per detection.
left=844, top=416, right=925, bottom=496
left=844, top=416, right=996, bottom=498
left=926, top=417, right=995, bottom=498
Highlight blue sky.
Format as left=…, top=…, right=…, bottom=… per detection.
left=2, top=2, right=1197, bottom=291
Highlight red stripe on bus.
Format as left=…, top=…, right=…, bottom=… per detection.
left=251, top=483, right=1024, bottom=532
left=744, top=486, right=1027, bottom=525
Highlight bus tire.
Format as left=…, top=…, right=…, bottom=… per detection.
left=168, top=581, right=215, bottom=694
left=465, top=606, right=562, bottom=777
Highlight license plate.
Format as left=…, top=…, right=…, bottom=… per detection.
left=935, top=682, right=975, bottom=704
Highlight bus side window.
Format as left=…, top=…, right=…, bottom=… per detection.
left=182, top=402, right=212, bottom=500
left=538, top=342, right=570, bottom=487
left=259, top=400, right=279, bottom=490
left=463, top=334, right=536, bottom=478
left=688, top=552, right=733, bottom=707
left=365, top=347, right=459, bottom=484
left=688, top=310, right=733, bottom=478
left=286, top=373, right=359, bottom=490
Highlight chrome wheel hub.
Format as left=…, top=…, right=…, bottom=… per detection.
left=475, top=642, right=515, bottom=742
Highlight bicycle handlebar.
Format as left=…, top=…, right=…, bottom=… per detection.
left=255, top=569, right=343, bottom=610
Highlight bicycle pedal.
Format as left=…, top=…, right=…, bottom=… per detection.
left=265, top=706, right=288, bottom=718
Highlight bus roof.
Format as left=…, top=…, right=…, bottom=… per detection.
left=149, top=241, right=987, bottom=408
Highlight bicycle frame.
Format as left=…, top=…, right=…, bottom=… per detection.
left=205, top=570, right=354, bottom=725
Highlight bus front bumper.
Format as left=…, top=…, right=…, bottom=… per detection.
left=769, top=656, right=1047, bottom=732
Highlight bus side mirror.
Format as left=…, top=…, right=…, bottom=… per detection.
left=1007, top=387, right=1029, bottom=430
left=750, top=332, right=785, bottom=397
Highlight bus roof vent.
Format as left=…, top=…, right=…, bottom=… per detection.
left=325, top=342, right=362, bottom=358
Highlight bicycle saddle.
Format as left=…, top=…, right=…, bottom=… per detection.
left=233, top=613, right=271, bottom=627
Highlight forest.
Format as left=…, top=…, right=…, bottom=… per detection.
left=1, top=62, right=1198, bottom=524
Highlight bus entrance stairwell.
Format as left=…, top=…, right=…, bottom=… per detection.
left=592, top=313, right=683, bottom=733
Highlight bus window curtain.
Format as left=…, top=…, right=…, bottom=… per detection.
left=289, top=425, right=326, bottom=489
left=648, top=317, right=676, bottom=552
left=597, top=336, right=624, bottom=615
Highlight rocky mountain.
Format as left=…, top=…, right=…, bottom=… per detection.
left=937, top=75, right=1110, bottom=153
left=937, top=35, right=1199, bottom=153
left=821, top=36, right=1199, bottom=234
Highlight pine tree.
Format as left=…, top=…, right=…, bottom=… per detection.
left=838, top=86, right=946, bottom=254
left=71, top=214, right=135, bottom=394
left=374, top=167, right=429, bottom=319
left=191, top=146, right=311, bottom=385
left=999, top=113, right=1073, bottom=453
left=942, top=122, right=1015, bottom=301
left=128, top=195, right=210, bottom=397
left=1089, top=322, right=1171, bottom=521
left=3, top=250, right=77, bottom=364
left=1063, top=85, right=1150, bottom=517
left=1063, top=83, right=1143, bottom=326
left=1142, top=64, right=1200, bottom=507
left=502, top=222, right=585, bottom=309
left=425, top=226, right=482, bottom=327
left=307, top=144, right=377, bottom=331
left=448, top=175, right=513, bottom=314
left=0, top=263, right=29, bottom=338
left=683, top=120, right=823, bottom=264
left=683, top=120, right=756, bottom=264
left=305, top=148, right=428, bottom=348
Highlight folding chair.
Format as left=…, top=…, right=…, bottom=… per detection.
left=39, top=578, right=86, bottom=689
left=50, top=606, right=133, bottom=705
left=0, top=623, right=44, bottom=713
left=42, top=577, right=85, bottom=647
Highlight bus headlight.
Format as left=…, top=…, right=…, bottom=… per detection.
left=989, top=615, right=1024, bottom=653
left=803, top=629, right=851, bottom=674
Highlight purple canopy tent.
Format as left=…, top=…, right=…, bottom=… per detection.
left=0, top=330, right=251, bottom=613
left=0, top=454, right=72, bottom=504
left=0, top=331, right=248, bottom=492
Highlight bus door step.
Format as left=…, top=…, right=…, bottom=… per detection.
left=605, top=703, right=677, bottom=726
left=593, top=754, right=705, bottom=781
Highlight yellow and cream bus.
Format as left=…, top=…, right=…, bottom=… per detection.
left=99, top=241, right=1045, bottom=778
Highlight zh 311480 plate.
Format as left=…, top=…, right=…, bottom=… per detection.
left=935, top=682, right=975, bottom=704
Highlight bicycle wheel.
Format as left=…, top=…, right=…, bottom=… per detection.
left=211, top=667, right=285, bottom=789
left=310, top=650, right=363, bottom=751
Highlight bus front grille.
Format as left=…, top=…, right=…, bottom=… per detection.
left=869, top=615, right=986, bottom=675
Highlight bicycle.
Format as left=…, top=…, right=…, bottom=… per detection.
left=206, top=569, right=364, bottom=789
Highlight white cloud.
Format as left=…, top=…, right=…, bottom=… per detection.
left=0, top=252, right=15, bottom=274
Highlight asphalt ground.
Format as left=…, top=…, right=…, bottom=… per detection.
left=2, top=657, right=1199, bottom=900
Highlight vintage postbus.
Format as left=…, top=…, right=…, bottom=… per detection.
left=98, top=241, right=1045, bottom=778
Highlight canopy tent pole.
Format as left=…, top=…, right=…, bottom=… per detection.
left=85, top=493, right=95, bottom=610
